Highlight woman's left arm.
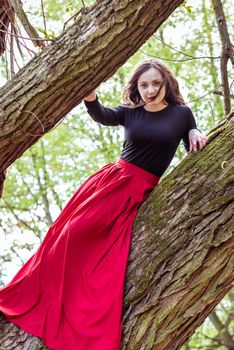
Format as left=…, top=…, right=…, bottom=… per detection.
left=188, top=129, right=208, bottom=153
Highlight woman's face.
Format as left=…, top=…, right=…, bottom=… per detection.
left=137, top=67, right=166, bottom=107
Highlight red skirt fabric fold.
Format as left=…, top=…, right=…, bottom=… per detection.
left=0, top=158, right=160, bottom=350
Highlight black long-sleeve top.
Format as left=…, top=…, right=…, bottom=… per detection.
left=84, top=96, right=198, bottom=177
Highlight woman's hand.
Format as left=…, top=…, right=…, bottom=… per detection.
left=84, top=90, right=97, bottom=102
left=188, top=129, right=208, bottom=153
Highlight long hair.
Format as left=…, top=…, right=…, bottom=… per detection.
left=122, top=59, right=185, bottom=107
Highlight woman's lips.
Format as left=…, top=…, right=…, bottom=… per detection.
left=147, top=96, right=157, bottom=102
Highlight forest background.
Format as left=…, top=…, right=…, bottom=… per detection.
left=0, top=0, right=233, bottom=349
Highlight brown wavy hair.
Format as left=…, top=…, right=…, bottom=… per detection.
left=122, top=59, right=185, bottom=107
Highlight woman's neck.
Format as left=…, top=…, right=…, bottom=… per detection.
left=143, top=102, right=169, bottom=112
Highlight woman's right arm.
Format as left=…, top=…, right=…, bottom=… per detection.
left=83, top=90, right=125, bottom=126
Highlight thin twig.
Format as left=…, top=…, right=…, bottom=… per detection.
left=208, top=100, right=216, bottom=125
left=41, top=0, right=47, bottom=33
left=0, top=28, right=53, bottom=41
left=0, top=17, right=36, bottom=57
left=2, top=24, right=20, bottom=70
left=15, top=20, right=36, bottom=56
left=186, top=84, right=223, bottom=104
left=4, top=45, right=9, bottom=79
left=139, top=49, right=220, bottom=62
left=9, top=22, right=14, bottom=76
left=10, top=245, right=25, bottom=265
left=213, top=90, right=234, bottom=98
left=12, top=23, right=23, bottom=58
left=153, top=34, right=219, bottom=60
left=230, top=79, right=234, bottom=91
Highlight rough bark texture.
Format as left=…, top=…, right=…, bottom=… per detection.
left=0, top=0, right=184, bottom=194
left=121, top=110, right=234, bottom=350
left=0, top=113, right=233, bottom=349
left=0, top=315, right=49, bottom=349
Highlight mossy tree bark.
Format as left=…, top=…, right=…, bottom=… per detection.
left=0, top=0, right=184, bottom=195
left=0, top=112, right=233, bottom=349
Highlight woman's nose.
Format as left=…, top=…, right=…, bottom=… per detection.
left=147, top=86, right=156, bottom=94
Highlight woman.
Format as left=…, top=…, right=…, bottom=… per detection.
left=0, top=59, right=208, bottom=350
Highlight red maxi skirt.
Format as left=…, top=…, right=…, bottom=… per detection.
left=0, top=158, right=160, bottom=350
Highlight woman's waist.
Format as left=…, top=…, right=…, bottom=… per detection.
left=116, top=157, right=160, bottom=187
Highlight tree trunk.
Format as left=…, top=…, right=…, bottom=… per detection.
left=121, top=110, right=234, bottom=349
left=212, top=0, right=234, bottom=115
left=0, top=111, right=233, bottom=349
left=0, top=0, right=184, bottom=195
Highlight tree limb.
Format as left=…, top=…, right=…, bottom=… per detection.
left=212, top=0, right=234, bottom=115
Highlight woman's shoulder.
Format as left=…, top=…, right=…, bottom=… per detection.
left=172, top=103, right=192, bottom=111
left=171, top=104, right=194, bottom=118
